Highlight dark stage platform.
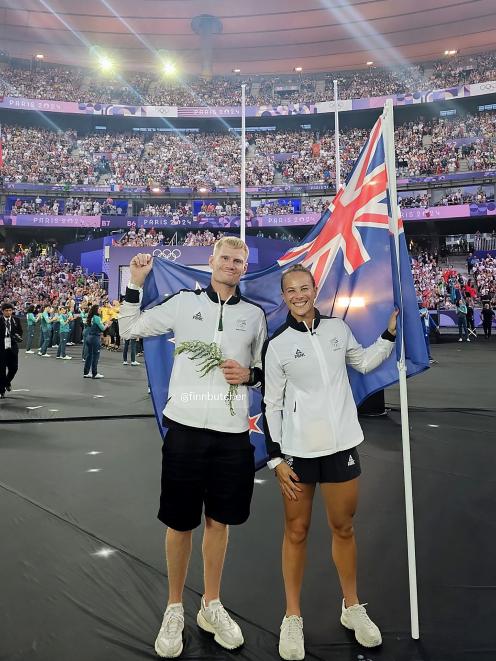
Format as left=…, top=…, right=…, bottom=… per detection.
left=1, top=341, right=495, bottom=661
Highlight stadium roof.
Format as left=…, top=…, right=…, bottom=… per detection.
left=1, top=0, right=495, bottom=75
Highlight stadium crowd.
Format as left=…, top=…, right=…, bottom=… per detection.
left=2, top=112, right=496, bottom=190
left=1, top=51, right=496, bottom=106
left=411, top=252, right=496, bottom=309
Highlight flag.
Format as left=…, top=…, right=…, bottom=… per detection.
left=141, top=114, right=429, bottom=469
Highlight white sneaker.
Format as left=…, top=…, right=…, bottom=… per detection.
left=25, top=350, right=35, bottom=354
left=458, top=338, right=463, bottom=342
left=197, top=597, right=244, bottom=650
left=154, top=603, right=184, bottom=658
left=67, top=342, right=74, bottom=346
left=340, top=600, right=382, bottom=648
left=83, top=374, right=92, bottom=378
left=131, top=361, right=140, bottom=366
left=466, top=338, right=471, bottom=342
left=279, top=615, right=304, bottom=660
left=56, top=356, right=62, bottom=359
left=122, top=361, right=128, bottom=365
left=62, top=356, right=72, bottom=360
left=93, top=373, right=104, bottom=379
left=41, top=353, right=51, bottom=357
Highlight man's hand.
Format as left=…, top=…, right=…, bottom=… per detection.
left=129, top=253, right=153, bottom=288
left=388, top=309, right=399, bottom=336
left=275, top=462, right=302, bottom=501
left=220, top=359, right=250, bottom=385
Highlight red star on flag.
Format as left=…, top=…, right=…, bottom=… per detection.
left=249, top=413, right=263, bottom=434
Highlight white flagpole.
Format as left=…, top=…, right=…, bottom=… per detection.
left=382, top=98, right=420, bottom=640
left=333, top=80, right=341, bottom=190
left=240, top=83, right=246, bottom=243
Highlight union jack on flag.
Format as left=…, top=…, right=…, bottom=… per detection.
left=278, top=116, right=403, bottom=290
left=141, top=112, right=428, bottom=469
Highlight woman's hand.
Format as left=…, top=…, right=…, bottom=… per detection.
left=275, top=461, right=302, bottom=501
left=388, top=308, right=399, bottom=336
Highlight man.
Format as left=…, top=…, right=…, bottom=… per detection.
left=119, top=237, right=267, bottom=658
left=456, top=298, right=469, bottom=342
left=0, top=302, right=23, bottom=399
left=419, top=303, right=435, bottom=362
left=38, top=305, right=54, bottom=356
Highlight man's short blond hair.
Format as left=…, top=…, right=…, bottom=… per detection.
left=213, top=236, right=249, bottom=260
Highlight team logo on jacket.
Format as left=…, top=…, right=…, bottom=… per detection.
left=192, top=312, right=203, bottom=321
left=294, top=348, right=305, bottom=358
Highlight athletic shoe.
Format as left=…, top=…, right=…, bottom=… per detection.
left=92, top=373, right=104, bottom=379
left=25, top=350, right=35, bottom=354
left=458, top=338, right=463, bottom=342
left=62, top=356, right=72, bottom=360
left=197, top=597, right=243, bottom=650
left=67, top=342, right=74, bottom=346
left=340, top=601, right=382, bottom=648
left=154, top=603, right=184, bottom=658
left=0, top=392, right=5, bottom=399
left=279, top=615, right=304, bottom=660
left=467, top=338, right=471, bottom=342
left=52, top=344, right=58, bottom=348
left=83, top=374, right=92, bottom=378
left=41, top=353, right=51, bottom=357
left=6, top=384, right=11, bottom=392
left=131, top=361, right=140, bottom=366
left=122, top=361, right=128, bottom=365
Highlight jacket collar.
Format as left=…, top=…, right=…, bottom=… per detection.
left=286, top=308, right=321, bottom=332
left=205, top=283, right=241, bottom=305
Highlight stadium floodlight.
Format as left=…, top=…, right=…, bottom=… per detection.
left=336, top=296, right=366, bottom=308
left=366, top=61, right=374, bottom=66
left=232, top=68, right=241, bottom=73
left=294, top=66, right=303, bottom=72
left=35, top=53, right=45, bottom=60
left=98, top=54, right=114, bottom=72
left=444, top=49, right=458, bottom=56
left=161, top=60, right=177, bottom=76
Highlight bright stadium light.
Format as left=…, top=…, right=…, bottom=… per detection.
left=35, top=53, right=45, bottom=60
left=366, top=61, right=374, bottom=66
left=294, top=66, right=303, bottom=72
left=232, top=68, right=241, bottom=73
left=98, top=54, right=114, bottom=72
left=444, top=49, right=458, bottom=56
left=336, top=296, right=366, bottom=308
left=162, top=60, right=177, bottom=76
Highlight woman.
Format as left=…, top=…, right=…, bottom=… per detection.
left=54, top=306, right=73, bottom=360
left=83, top=304, right=107, bottom=379
left=263, top=264, right=397, bottom=660
left=25, top=305, right=40, bottom=354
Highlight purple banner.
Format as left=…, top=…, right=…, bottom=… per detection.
left=1, top=80, right=495, bottom=119
left=3, top=182, right=147, bottom=194
left=401, top=203, right=496, bottom=221
left=1, top=214, right=101, bottom=227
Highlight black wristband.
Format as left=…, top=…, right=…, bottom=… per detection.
left=381, top=329, right=396, bottom=342
left=125, top=287, right=140, bottom=304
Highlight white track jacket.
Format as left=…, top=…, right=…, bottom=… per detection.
left=263, top=309, right=395, bottom=462
left=119, top=284, right=267, bottom=434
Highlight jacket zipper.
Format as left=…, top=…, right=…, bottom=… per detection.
left=204, top=292, right=231, bottom=428
left=304, top=320, right=338, bottom=448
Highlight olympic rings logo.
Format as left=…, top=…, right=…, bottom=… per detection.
left=152, top=249, right=182, bottom=261
left=478, top=83, right=496, bottom=91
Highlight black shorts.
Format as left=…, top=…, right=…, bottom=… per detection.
left=158, top=421, right=255, bottom=531
left=284, top=446, right=361, bottom=484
